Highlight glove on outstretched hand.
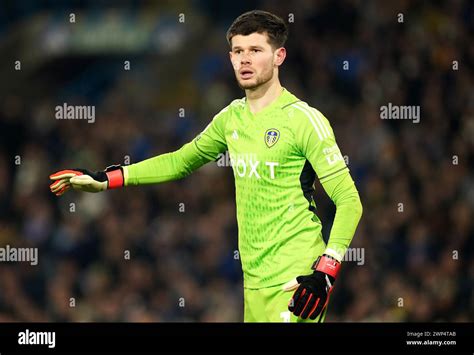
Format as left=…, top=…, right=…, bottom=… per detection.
left=49, top=165, right=123, bottom=196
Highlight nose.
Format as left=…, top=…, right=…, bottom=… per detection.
left=240, top=51, right=251, bottom=64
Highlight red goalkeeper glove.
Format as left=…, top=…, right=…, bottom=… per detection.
left=283, top=254, right=341, bottom=320
left=49, top=165, right=124, bottom=196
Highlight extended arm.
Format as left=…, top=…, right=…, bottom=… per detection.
left=124, top=140, right=217, bottom=186
left=50, top=107, right=229, bottom=195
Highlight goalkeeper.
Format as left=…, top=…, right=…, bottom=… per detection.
left=50, top=10, right=362, bottom=322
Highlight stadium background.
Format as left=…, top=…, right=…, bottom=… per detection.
left=0, top=0, right=472, bottom=322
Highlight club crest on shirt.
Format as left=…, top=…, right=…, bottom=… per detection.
left=265, top=128, right=280, bottom=148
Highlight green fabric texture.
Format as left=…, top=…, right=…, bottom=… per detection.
left=123, top=88, right=362, bottom=288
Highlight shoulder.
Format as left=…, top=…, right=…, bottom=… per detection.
left=229, top=97, right=246, bottom=110
left=225, top=97, right=246, bottom=113
left=213, top=97, right=245, bottom=120
left=283, top=99, right=322, bottom=120
left=278, top=91, right=326, bottom=123
left=284, top=100, right=334, bottom=139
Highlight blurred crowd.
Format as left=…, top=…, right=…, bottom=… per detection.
left=0, top=0, right=472, bottom=322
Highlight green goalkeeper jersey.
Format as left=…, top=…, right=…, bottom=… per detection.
left=124, top=88, right=362, bottom=288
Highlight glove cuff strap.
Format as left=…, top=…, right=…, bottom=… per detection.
left=313, top=255, right=341, bottom=279
left=106, top=169, right=124, bottom=189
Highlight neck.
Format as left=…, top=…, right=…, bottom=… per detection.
left=245, top=77, right=283, bottom=114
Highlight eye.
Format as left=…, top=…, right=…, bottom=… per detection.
left=235, top=49, right=242, bottom=54
left=252, top=49, right=261, bottom=53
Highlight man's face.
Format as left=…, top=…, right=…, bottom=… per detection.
left=229, top=32, right=283, bottom=90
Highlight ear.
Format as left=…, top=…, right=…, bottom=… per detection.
left=273, top=47, right=286, bottom=67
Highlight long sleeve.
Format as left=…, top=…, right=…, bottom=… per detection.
left=291, top=101, right=362, bottom=261
left=320, top=171, right=363, bottom=261
left=123, top=107, right=229, bottom=186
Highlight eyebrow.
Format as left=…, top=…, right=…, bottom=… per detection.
left=232, top=45, right=265, bottom=51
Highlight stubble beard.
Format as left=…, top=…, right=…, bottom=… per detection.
left=237, top=65, right=274, bottom=90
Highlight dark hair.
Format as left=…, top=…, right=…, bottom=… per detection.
left=226, top=10, right=288, bottom=49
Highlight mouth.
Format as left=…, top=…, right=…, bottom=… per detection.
left=239, top=69, right=254, bottom=80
